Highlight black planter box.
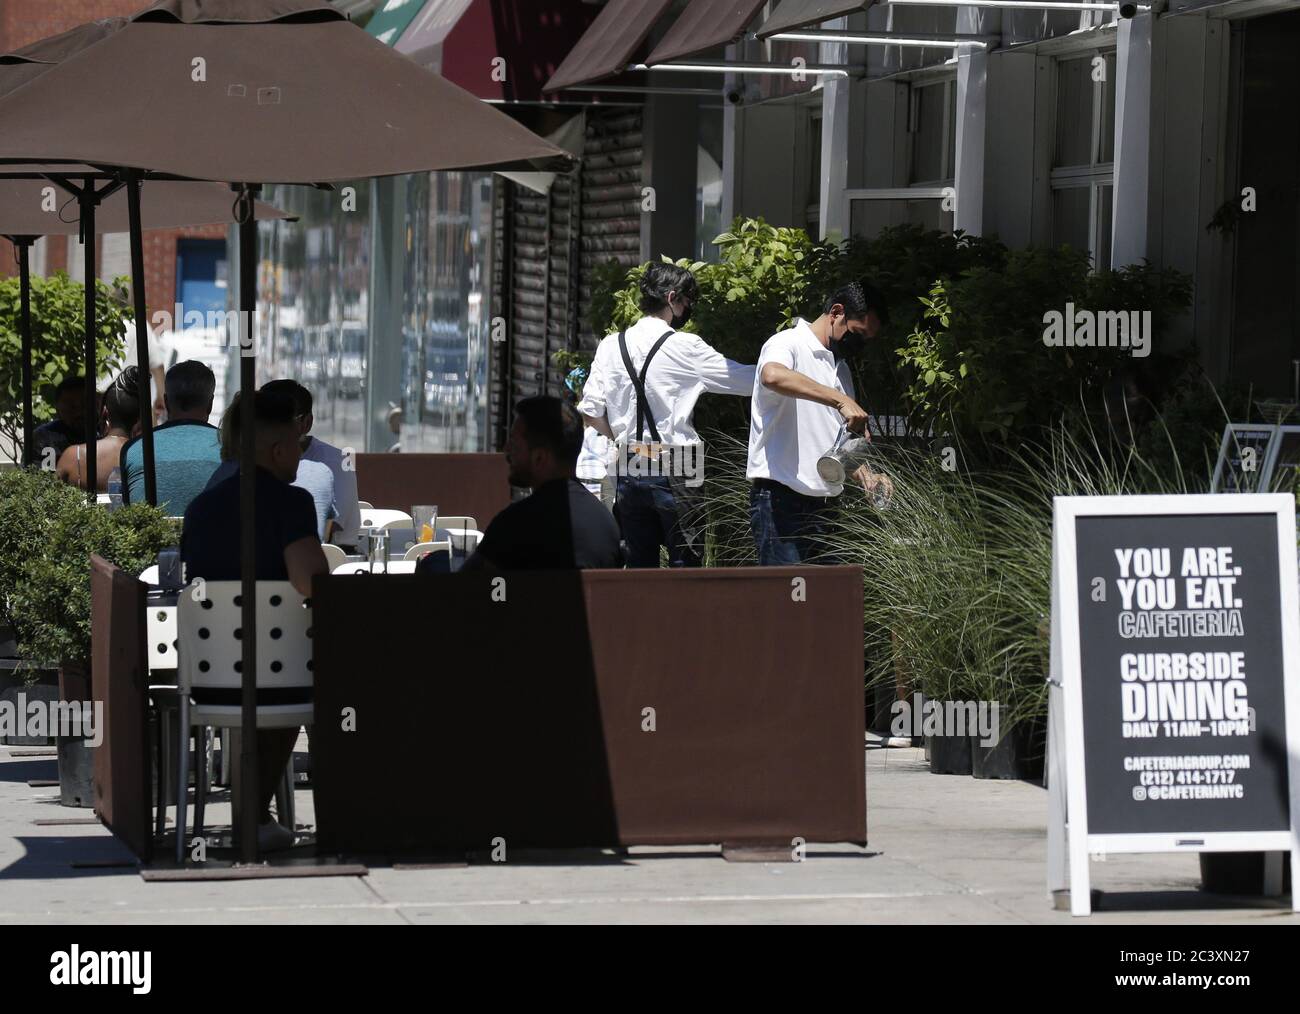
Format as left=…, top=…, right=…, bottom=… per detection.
left=0, top=663, right=60, bottom=746
left=927, top=734, right=973, bottom=775
left=967, top=718, right=1049, bottom=782
left=57, top=737, right=96, bottom=808
left=1199, top=852, right=1293, bottom=896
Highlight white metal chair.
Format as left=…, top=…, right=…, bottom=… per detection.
left=175, top=580, right=313, bottom=861
left=403, top=540, right=452, bottom=563
left=138, top=565, right=160, bottom=586
left=360, top=508, right=411, bottom=530
left=436, top=515, right=478, bottom=532
left=357, top=501, right=374, bottom=512
left=321, top=543, right=348, bottom=572
left=145, top=597, right=181, bottom=837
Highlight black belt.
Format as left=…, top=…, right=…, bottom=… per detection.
left=751, top=478, right=832, bottom=500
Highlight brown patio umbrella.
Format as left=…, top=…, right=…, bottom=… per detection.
left=0, top=0, right=576, bottom=866
left=1, top=18, right=292, bottom=501
left=0, top=1, right=573, bottom=181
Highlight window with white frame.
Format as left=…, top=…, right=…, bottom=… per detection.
left=909, top=78, right=956, bottom=187
left=805, top=108, right=823, bottom=236
left=1051, top=50, right=1116, bottom=271
left=844, top=74, right=956, bottom=239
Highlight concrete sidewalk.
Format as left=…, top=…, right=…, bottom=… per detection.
left=0, top=737, right=1294, bottom=924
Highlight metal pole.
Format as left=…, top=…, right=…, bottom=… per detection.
left=125, top=173, right=158, bottom=506
left=237, top=187, right=260, bottom=865
left=81, top=189, right=98, bottom=500
left=15, top=238, right=35, bottom=467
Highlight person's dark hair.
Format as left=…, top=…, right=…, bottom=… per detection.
left=220, top=387, right=298, bottom=459
left=53, top=374, right=83, bottom=400
left=103, top=367, right=141, bottom=431
left=514, top=396, right=583, bottom=467
left=261, top=378, right=312, bottom=417
left=824, top=279, right=889, bottom=327
left=639, top=262, right=699, bottom=315
left=165, top=360, right=216, bottom=413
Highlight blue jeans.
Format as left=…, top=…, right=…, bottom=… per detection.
left=749, top=481, right=839, bottom=565
left=615, top=476, right=700, bottom=568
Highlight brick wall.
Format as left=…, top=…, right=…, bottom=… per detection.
left=0, top=1, right=230, bottom=328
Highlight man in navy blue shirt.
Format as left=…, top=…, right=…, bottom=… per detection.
left=181, top=387, right=327, bottom=850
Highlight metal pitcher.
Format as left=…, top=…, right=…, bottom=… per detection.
left=816, top=424, right=875, bottom=486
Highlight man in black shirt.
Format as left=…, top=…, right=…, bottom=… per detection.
left=180, top=387, right=328, bottom=851
left=421, top=396, right=623, bottom=573
left=31, top=375, right=86, bottom=465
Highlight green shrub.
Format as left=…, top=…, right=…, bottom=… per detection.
left=898, top=252, right=1193, bottom=453
left=0, top=468, right=176, bottom=667
left=0, top=271, right=132, bottom=462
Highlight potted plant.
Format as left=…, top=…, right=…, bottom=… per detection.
left=0, top=468, right=175, bottom=804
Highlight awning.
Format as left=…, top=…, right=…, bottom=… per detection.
left=393, top=0, right=473, bottom=58
left=372, top=0, right=599, bottom=102
left=543, top=0, right=677, bottom=93
left=365, top=0, right=428, bottom=45
left=645, top=0, right=770, bottom=65
left=756, top=0, right=872, bottom=39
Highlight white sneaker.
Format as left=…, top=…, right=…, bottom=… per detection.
left=257, top=819, right=295, bottom=852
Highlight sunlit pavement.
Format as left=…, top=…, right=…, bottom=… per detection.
left=1, top=737, right=1294, bottom=925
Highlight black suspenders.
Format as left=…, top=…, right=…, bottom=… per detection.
left=617, top=327, right=676, bottom=444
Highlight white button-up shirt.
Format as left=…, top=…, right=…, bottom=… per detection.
left=578, top=316, right=755, bottom=446
left=747, top=318, right=855, bottom=497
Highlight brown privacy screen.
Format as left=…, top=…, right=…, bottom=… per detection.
left=354, top=453, right=511, bottom=530
left=311, top=566, right=866, bottom=854
left=544, top=0, right=676, bottom=92
left=90, top=555, right=152, bottom=864
left=645, top=0, right=770, bottom=65
left=755, top=0, right=870, bottom=39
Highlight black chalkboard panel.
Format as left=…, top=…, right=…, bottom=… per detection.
left=1074, top=513, right=1291, bottom=835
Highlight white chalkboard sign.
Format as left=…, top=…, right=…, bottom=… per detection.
left=1047, top=494, right=1300, bottom=916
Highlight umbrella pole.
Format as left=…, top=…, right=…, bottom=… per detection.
left=237, top=188, right=260, bottom=865
left=80, top=188, right=97, bottom=501
left=125, top=173, right=158, bottom=506
left=14, top=237, right=35, bottom=467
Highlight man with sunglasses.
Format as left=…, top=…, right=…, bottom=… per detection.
left=579, top=263, right=755, bottom=567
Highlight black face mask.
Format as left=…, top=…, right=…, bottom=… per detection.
left=670, top=302, right=693, bottom=330
left=832, top=330, right=865, bottom=362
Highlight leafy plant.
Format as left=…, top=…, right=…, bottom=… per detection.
left=0, top=467, right=176, bottom=667
left=0, top=271, right=132, bottom=463
left=897, top=250, right=1192, bottom=453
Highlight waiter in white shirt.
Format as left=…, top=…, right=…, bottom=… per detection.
left=579, top=263, right=755, bottom=566
left=747, top=279, right=891, bottom=565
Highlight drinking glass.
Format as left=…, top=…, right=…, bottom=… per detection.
left=413, top=505, right=438, bottom=545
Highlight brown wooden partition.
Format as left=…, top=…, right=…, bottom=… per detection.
left=355, top=453, right=511, bottom=529
left=310, top=566, right=865, bottom=855
left=89, top=555, right=152, bottom=863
